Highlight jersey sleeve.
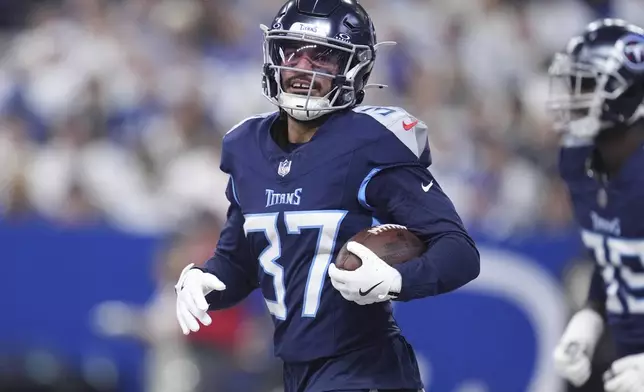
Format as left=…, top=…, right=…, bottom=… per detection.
left=198, top=178, right=259, bottom=310
left=365, top=165, right=480, bottom=301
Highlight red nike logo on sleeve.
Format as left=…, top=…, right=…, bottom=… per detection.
left=402, top=119, right=419, bottom=131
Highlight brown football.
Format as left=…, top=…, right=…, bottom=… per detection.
left=335, top=224, right=426, bottom=271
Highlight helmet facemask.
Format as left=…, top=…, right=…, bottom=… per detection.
left=261, top=24, right=374, bottom=121
left=547, top=52, right=632, bottom=139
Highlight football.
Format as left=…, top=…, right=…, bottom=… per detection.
left=335, top=224, right=426, bottom=271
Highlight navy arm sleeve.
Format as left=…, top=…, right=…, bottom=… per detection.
left=365, top=165, right=480, bottom=301
left=197, top=179, right=259, bottom=310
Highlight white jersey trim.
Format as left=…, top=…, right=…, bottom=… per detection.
left=352, top=105, right=429, bottom=158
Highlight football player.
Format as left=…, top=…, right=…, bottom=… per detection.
left=549, top=18, right=644, bottom=392
left=174, top=1, right=480, bottom=391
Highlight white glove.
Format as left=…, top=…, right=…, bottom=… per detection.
left=175, top=263, right=226, bottom=335
left=327, top=241, right=402, bottom=305
left=553, top=308, right=605, bottom=387
left=604, top=353, right=644, bottom=392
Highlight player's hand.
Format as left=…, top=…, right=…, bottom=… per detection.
left=552, top=308, right=605, bottom=387
left=327, top=241, right=402, bottom=305
left=174, top=263, right=226, bottom=335
left=553, top=341, right=593, bottom=387
left=604, top=353, right=644, bottom=392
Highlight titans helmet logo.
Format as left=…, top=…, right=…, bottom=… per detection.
left=622, top=34, right=644, bottom=70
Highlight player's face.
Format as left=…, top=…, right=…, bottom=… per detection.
left=277, top=41, right=345, bottom=97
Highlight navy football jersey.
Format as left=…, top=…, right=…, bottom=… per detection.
left=200, top=104, right=478, bottom=384
left=210, top=105, right=430, bottom=361
left=560, top=139, right=644, bottom=353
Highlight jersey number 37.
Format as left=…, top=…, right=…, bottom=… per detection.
left=244, top=211, right=347, bottom=319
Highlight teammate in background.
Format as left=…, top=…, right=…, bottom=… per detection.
left=549, top=18, right=644, bottom=392
left=174, top=1, right=480, bottom=391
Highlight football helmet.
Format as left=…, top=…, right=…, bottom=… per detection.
left=261, top=0, right=394, bottom=121
left=547, top=18, right=644, bottom=139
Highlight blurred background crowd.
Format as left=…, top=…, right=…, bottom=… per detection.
left=2, top=0, right=643, bottom=391
left=7, top=0, right=643, bottom=236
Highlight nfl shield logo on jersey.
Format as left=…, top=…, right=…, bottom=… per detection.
left=278, top=159, right=292, bottom=177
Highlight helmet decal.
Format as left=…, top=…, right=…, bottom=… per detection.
left=622, top=34, right=644, bottom=71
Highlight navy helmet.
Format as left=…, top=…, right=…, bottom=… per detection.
left=261, top=0, right=393, bottom=121
left=547, top=18, right=644, bottom=139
